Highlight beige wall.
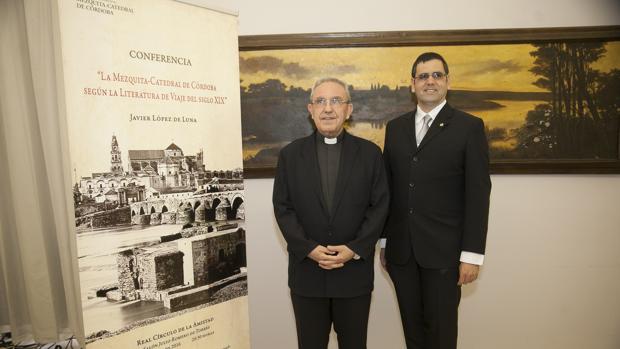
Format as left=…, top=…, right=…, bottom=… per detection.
left=190, top=0, right=620, bottom=347
left=244, top=176, right=620, bottom=349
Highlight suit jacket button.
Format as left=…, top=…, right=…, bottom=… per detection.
left=412, top=156, right=418, bottom=162
left=409, top=209, right=413, bottom=214
left=409, top=183, right=414, bottom=188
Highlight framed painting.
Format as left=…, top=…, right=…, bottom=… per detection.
left=239, top=26, right=620, bottom=177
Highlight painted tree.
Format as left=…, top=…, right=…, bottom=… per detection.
left=517, top=42, right=618, bottom=158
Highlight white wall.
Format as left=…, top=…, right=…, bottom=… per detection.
left=194, top=0, right=620, bottom=347
left=203, top=0, right=620, bottom=35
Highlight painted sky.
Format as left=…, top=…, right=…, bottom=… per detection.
left=240, top=42, right=620, bottom=92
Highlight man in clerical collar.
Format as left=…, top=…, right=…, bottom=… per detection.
left=273, top=77, right=389, bottom=349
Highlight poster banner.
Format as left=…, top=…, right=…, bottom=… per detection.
left=56, top=1, right=249, bottom=348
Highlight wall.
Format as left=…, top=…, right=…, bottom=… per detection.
left=76, top=206, right=131, bottom=229
left=187, top=0, right=620, bottom=347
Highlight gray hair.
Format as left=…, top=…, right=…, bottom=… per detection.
left=310, top=77, right=351, bottom=102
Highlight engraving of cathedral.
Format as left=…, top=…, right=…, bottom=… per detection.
left=76, top=135, right=243, bottom=206
left=73, top=136, right=248, bottom=334
left=74, top=135, right=244, bottom=232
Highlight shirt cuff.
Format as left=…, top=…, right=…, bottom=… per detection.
left=460, top=251, right=484, bottom=265
left=379, top=238, right=386, bottom=248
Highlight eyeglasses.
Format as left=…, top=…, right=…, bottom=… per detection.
left=311, top=97, right=350, bottom=107
left=414, top=72, right=447, bottom=81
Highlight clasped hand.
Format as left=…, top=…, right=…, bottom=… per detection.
left=308, top=245, right=355, bottom=270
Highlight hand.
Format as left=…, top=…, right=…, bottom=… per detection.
left=380, top=248, right=387, bottom=271
left=308, top=245, right=344, bottom=270
left=458, top=262, right=480, bottom=285
left=324, top=245, right=356, bottom=267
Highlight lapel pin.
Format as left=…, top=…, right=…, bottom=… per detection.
left=439, top=123, right=445, bottom=127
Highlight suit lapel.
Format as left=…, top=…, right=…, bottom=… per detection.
left=330, top=131, right=359, bottom=222
left=301, top=134, right=329, bottom=217
left=404, top=111, right=419, bottom=152
left=415, top=103, right=454, bottom=153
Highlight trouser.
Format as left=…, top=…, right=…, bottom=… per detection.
left=387, top=256, right=461, bottom=349
left=290, top=292, right=372, bottom=349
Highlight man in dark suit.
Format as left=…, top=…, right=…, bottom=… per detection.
left=380, top=52, right=491, bottom=349
left=273, top=77, right=389, bottom=349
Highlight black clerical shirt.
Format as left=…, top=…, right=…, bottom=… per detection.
left=315, top=131, right=344, bottom=216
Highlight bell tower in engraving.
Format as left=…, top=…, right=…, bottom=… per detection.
left=111, top=135, right=124, bottom=175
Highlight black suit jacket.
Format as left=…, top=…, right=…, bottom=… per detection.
left=273, top=131, right=389, bottom=298
left=383, top=103, right=491, bottom=269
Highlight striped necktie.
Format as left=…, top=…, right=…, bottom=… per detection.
left=416, top=114, right=431, bottom=145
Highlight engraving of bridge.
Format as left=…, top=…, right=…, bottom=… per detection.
left=130, top=190, right=244, bottom=219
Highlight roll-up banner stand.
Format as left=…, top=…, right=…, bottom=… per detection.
left=56, top=1, right=250, bottom=347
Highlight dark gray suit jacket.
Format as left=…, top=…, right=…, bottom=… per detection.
left=273, top=131, right=389, bottom=298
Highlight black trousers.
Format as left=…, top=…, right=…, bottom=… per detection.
left=387, top=256, right=461, bottom=349
left=290, top=292, right=372, bottom=349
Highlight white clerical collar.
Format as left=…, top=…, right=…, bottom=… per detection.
left=324, top=137, right=338, bottom=144
left=317, top=131, right=344, bottom=145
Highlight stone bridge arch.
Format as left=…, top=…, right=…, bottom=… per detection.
left=129, top=189, right=245, bottom=225
left=231, top=195, right=245, bottom=220
left=206, top=197, right=221, bottom=221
